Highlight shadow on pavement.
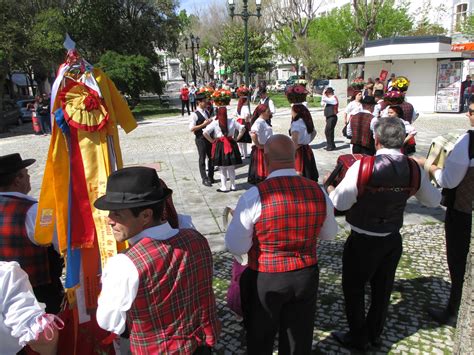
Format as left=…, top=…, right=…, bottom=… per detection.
left=0, top=123, right=38, bottom=139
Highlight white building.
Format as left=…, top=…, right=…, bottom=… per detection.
left=340, top=36, right=473, bottom=113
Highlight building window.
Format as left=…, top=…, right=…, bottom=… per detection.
left=455, top=3, right=468, bottom=30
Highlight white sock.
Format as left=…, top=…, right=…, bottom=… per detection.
left=228, top=167, right=236, bottom=189
left=219, top=167, right=228, bottom=190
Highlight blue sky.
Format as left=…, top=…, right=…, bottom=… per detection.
left=178, top=0, right=224, bottom=14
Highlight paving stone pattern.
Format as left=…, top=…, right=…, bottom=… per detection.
left=213, top=224, right=455, bottom=355
left=0, top=106, right=468, bottom=354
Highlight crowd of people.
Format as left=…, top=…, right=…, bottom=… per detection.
left=1, top=75, right=473, bottom=355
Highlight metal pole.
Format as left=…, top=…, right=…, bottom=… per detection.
left=243, top=0, right=251, bottom=110
left=191, top=43, right=197, bottom=84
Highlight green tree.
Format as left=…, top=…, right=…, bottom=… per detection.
left=460, top=14, right=474, bottom=40
left=96, top=51, right=162, bottom=103
left=218, top=24, right=274, bottom=79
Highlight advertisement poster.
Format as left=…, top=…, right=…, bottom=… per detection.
left=435, top=60, right=462, bottom=113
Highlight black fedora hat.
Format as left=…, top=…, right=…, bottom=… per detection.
left=0, top=153, right=36, bottom=175
left=195, top=93, right=207, bottom=101
left=94, top=167, right=172, bottom=211
left=361, top=96, right=376, bottom=105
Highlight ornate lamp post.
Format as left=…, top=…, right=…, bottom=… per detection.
left=228, top=0, right=262, bottom=89
left=185, top=34, right=200, bottom=84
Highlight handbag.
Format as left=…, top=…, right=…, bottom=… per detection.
left=342, top=123, right=351, bottom=139
left=226, top=260, right=247, bottom=317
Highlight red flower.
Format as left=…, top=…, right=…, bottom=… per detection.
left=84, top=94, right=100, bottom=111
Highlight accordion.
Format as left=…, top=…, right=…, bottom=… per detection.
left=424, top=133, right=460, bottom=185
left=324, top=154, right=364, bottom=189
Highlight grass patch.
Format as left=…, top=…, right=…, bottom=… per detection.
left=270, top=93, right=321, bottom=109
left=132, top=99, right=180, bottom=120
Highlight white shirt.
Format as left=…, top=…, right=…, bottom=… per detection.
left=260, top=97, right=276, bottom=115
left=188, top=107, right=209, bottom=131
left=329, top=148, right=441, bottom=236
left=96, top=222, right=179, bottom=335
left=0, top=261, right=47, bottom=354
left=345, top=101, right=362, bottom=116
left=250, top=117, right=273, bottom=145
left=434, top=129, right=474, bottom=188
left=373, top=100, right=384, bottom=118
left=235, top=105, right=250, bottom=120
left=225, top=169, right=338, bottom=256
left=203, top=117, right=244, bottom=138
left=291, top=119, right=314, bottom=145
left=322, top=95, right=338, bottom=106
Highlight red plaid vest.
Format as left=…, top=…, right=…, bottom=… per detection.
left=399, top=101, right=414, bottom=123
left=125, top=229, right=220, bottom=354
left=248, top=175, right=327, bottom=272
left=350, top=112, right=375, bottom=149
left=0, top=195, right=51, bottom=287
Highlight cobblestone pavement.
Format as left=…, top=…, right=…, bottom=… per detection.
left=0, top=106, right=468, bottom=354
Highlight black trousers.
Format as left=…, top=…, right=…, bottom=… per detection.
left=240, top=265, right=319, bottom=355
left=342, top=230, right=402, bottom=347
left=181, top=100, right=190, bottom=115
left=445, top=207, right=472, bottom=313
left=324, top=115, right=338, bottom=148
left=191, top=101, right=197, bottom=111
left=352, top=144, right=375, bottom=156
left=195, top=136, right=214, bottom=181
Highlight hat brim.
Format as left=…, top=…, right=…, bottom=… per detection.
left=94, top=188, right=172, bottom=211
left=21, top=159, right=36, bottom=169
left=0, top=158, right=36, bottom=175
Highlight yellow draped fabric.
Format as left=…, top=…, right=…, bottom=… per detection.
left=35, top=68, right=137, bottom=268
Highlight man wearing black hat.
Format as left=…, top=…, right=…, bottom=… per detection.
left=95, top=167, right=220, bottom=354
left=0, top=153, right=64, bottom=314
left=259, top=87, right=275, bottom=126
left=189, top=93, right=215, bottom=187
left=347, top=95, right=377, bottom=155
left=322, top=87, right=339, bottom=151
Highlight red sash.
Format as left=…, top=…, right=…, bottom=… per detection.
left=212, top=136, right=233, bottom=157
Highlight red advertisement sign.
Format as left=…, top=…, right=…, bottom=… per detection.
left=379, top=70, right=388, bottom=81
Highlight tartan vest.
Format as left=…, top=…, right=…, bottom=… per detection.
left=399, top=101, right=414, bottom=123
left=248, top=175, right=326, bottom=272
left=350, top=112, right=375, bottom=149
left=0, top=195, right=51, bottom=287
left=346, top=155, right=420, bottom=233
left=125, top=229, right=220, bottom=354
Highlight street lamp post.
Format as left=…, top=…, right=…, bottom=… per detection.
left=228, top=0, right=262, bottom=90
left=185, top=34, right=200, bottom=84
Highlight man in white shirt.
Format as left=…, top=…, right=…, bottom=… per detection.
left=95, top=167, right=220, bottom=354
left=326, top=118, right=441, bottom=351
left=416, top=102, right=474, bottom=324
left=225, top=134, right=337, bottom=354
left=0, top=153, right=64, bottom=314
left=189, top=93, right=214, bottom=186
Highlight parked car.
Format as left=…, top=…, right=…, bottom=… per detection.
left=271, top=80, right=287, bottom=92
left=16, top=98, right=36, bottom=122
left=313, top=79, right=330, bottom=95
left=0, top=100, right=22, bottom=132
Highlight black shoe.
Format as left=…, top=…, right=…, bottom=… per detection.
left=325, top=146, right=334, bottom=151
left=332, top=331, right=368, bottom=352
left=370, top=337, right=382, bottom=348
left=427, top=307, right=457, bottom=324
left=208, top=178, right=216, bottom=184
left=202, top=179, right=212, bottom=187
left=216, top=188, right=229, bottom=193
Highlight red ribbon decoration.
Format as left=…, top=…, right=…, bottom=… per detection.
left=212, top=136, right=234, bottom=158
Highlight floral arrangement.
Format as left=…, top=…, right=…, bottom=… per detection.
left=350, top=77, right=366, bottom=90
left=198, top=86, right=215, bottom=99
left=391, top=76, right=410, bottom=92
left=236, top=85, right=250, bottom=97
left=383, top=90, right=405, bottom=104
left=285, top=84, right=308, bottom=104
left=211, top=89, right=232, bottom=106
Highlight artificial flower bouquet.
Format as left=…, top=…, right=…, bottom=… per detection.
left=236, top=85, right=250, bottom=97
left=198, top=86, right=215, bottom=99
left=383, top=90, right=405, bottom=104
left=391, top=76, right=410, bottom=92
left=286, top=84, right=308, bottom=104
left=212, top=89, right=232, bottom=106
left=350, top=77, right=366, bottom=90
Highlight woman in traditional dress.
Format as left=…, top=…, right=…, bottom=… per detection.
left=342, top=91, right=362, bottom=139
left=247, top=104, right=273, bottom=184
left=290, top=103, right=319, bottom=181
left=235, top=86, right=252, bottom=159
left=204, top=96, right=245, bottom=192
left=387, top=105, right=417, bottom=155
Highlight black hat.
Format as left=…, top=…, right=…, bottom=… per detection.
left=195, top=93, right=207, bottom=101
left=361, top=96, right=376, bottom=105
left=0, top=153, right=35, bottom=175
left=94, top=167, right=172, bottom=211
